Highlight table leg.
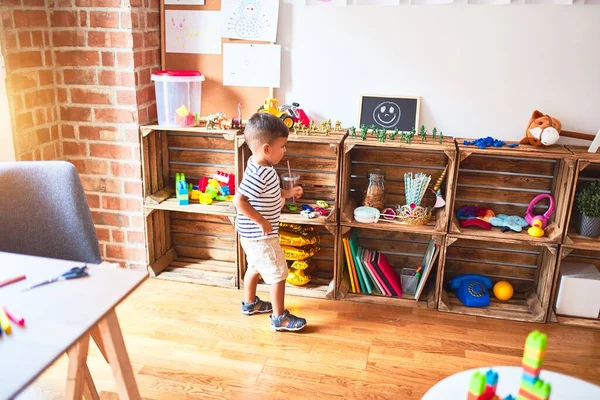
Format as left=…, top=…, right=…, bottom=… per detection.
left=98, top=309, right=141, bottom=400
left=66, top=334, right=99, bottom=400
left=90, top=325, right=109, bottom=363
left=82, top=364, right=100, bottom=400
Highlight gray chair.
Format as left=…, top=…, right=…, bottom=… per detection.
left=0, top=161, right=102, bottom=264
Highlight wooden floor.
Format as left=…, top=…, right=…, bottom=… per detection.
left=19, top=279, right=600, bottom=400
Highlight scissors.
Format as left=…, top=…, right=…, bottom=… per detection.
left=24, top=266, right=89, bottom=291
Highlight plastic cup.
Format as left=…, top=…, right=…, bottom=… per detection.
left=281, top=173, right=301, bottom=204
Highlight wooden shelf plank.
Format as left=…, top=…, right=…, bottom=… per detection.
left=344, top=135, right=456, bottom=152
left=456, top=139, right=573, bottom=157
left=144, top=197, right=236, bottom=217
left=551, top=310, right=600, bottom=330
left=439, top=291, right=539, bottom=323
left=141, top=124, right=240, bottom=138
left=154, top=257, right=237, bottom=288
left=564, top=231, right=600, bottom=251
left=343, top=292, right=430, bottom=309
left=280, top=202, right=336, bottom=227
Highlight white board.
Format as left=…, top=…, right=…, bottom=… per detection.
left=165, top=10, right=221, bottom=54
left=223, top=43, right=281, bottom=88
left=221, top=0, right=279, bottom=42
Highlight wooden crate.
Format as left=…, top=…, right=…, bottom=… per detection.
left=140, top=125, right=241, bottom=287
left=563, top=146, right=600, bottom=250
left=437, top=234, right=558, bottom=323
left=450, top=140, right=575, bottom=244
left=337, top=226, right=443, bottom=309
left=340, top=135, right=457, bottom=235
left=236, top=130, right=346, bottom=226
left=239, top=225, right=338, bottom=299
left=549, top=246, right=600, bottom=330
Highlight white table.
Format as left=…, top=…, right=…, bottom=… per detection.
left=0, top=252, right=147, bottom=399
left=423, top=366, right=600, bottom=400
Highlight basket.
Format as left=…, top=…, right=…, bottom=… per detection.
left=396, top=204, right=432, bottom=226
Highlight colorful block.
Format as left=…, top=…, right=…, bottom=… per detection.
left=522, top=356, right=543, bottom=369
left=469, top=371, right=486, bottom=396
left=199, top=193, right=212, bottom=205
left=198, top=177, right=209, bottom=192
left=521, top=372, right=537, bottom=385
left=521, top=364, right=541, bottom=377
left=486, top=370, right=499, bottom=387
left=219, top=185, right=230, bottom=196
left=208, top=179, right=220, bottom=189
left=191, top=189, right=200, bottom=200
left=525, top=331, right=547, bottom=352
left=519, top=379, right=551, bottom=400
left=206, top=186, right=218, bottom=199
left=175, top=172, right=189, bottom=206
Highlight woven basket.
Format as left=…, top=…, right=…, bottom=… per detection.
left=396, top=205, right=432, bottom=226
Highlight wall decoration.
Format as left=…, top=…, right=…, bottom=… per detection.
left=221, top=0, right=279, bottom=42
left=223, top=43, right=281, bottom=88
left=165, top=10, right=221, bottom=54
left=359, top=95, right=420, bottom=132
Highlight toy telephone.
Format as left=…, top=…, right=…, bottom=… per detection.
left=448, top=274, right=493, bottom=307
left=525, top=194, right=555, bottom=229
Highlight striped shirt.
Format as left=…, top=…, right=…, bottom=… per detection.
left=236, top=157, right=281, bottom=239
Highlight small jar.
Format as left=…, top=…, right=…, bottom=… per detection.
left=362, top=169, right=386, bottom=210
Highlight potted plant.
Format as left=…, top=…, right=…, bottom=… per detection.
left=576, top=180, right=600, bottom=237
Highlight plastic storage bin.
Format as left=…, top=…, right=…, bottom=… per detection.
left=401, top=268, right=418, bottom=295
left=152, top=70, right=205, bottom=127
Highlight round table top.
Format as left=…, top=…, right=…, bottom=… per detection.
left=422, top=366, right=600, bottom=400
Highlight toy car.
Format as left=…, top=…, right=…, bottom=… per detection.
left=301, top=204, right=313, bottom=212
left=258, top=98, right=295, bottom=129
left=281, top=102, right=310, bottom=127
left=314, top=207, right=329, bottom=216
left=286, top=203, right=298, bottom=212
left=300, top=210, right=316, bottom=219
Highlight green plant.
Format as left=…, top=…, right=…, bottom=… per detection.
left=576, top=180, right=600, bottom=218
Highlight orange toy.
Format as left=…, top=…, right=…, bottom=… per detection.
left=520, top=110, right=562, bottom=147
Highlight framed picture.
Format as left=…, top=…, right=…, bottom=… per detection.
left=359, top=95, right=420, bottom=132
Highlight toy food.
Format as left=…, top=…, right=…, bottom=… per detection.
left=493, top=281, right=514, bottom=301
left=520, top=110, right=562, bottom=147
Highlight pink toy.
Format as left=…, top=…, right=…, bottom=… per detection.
left=198, top=177, right=209, bottom=192
left=524, top=194, right=555, bottom=229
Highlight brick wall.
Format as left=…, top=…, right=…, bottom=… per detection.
left=0, top=0, right=160, bottom=268
left=0, top=0, right=60, bottom=161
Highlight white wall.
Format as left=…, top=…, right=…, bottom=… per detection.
left=0, top=48, right=16, bottom=162
left=277, top=5, right=600, bottom=142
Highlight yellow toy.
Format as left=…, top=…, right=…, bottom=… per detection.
left=290, top=260, right=310, bottom=270
left=527, top=220, right=545, bottom=237
left=286, top=268, right=311, bottom=286
left=208, top=179, right=220, bottom=189
left=279, top=223, right=315, bottom=236
left=493, top=280, right=514, bottom=301
left=199, top=192, right=213, bottom=205
left=281, top=245, right=319, bottom=260
left=190, top=189, right=200, bottom=200
left=258, top=97, right=294, bottom=129
left=175, top=105, right=190, bottom=118
left=279, top=230, right=319, bottom=247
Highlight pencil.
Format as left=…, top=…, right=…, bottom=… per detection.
left=0, top=275, right=26, bottom=288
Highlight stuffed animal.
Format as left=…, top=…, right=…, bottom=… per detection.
left=520, top=110, right=562, bottom=147
left=489, top=214, right=529, bottom=233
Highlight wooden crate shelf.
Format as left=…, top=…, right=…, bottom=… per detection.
left=337, top=226, right=443, bottom=309
left=548, top=246, right=600, bottom=330
left=141, top=126, right=241, bottom=287
left=563, top=146, right=600, bottom=250
left=450, top=140, right=575, bottom=244
left=236, top=130, right=346, bottom=226
left=340, top=136, right=457, bottom=235
left=242, top=225, right=338, bottom=300
left=437, top=234, right=558, bottom=323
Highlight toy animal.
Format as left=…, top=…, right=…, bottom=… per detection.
left=520, top=110, right=562, bottom=147
left=489, top=214, right=529, bottom=233
left=206, top=112, right=227, bottom=130
left=231, top=103, right=242, bottom=129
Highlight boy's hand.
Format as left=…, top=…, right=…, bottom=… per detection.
left=258, top=218, right=273, bottom=236
left=283, top=185, right=303, bottom=199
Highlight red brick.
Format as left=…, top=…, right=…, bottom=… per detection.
left=57, top=87, right=68, bottom=103
left=147, top=12, right=159, bottom=28
left=55, top=51, right=99, bottom=67
left=117, top=90, right=136, bottom=106
left=52, top=11, right=78, bottom=27
left=137, top=108, right=148, bottom=126
left=116, top=52, right=133, bottom=68
left=24, top=88, right=54, bottom=108
left=120, top=12, right=132, bottom=29
left=35, top=127, right=51, bottom=144
left=6, top=51, right=43, bottom=70
left=22, top=0, right=46, bottom=6
left=98, top=71, right=117, bottom=86
left=61, top=124, right=76, bottom=139
left=2, top=0, right=22, bottom=5
left=42, top=143, right=57, bottom=160
left=1, top=10, right=14, bottom=29
left=89, top=31, right=132, bottom=48
left=11, top=94, right=23, bottom=110
left=111, top=162, right=140, bottom=178
left=94, top=108, right=135, bottom=123
left=136, top=86, right=154, bottom=105
left=148, top=0, right=159, bottom=8
left=81, top=177, right=121, bottom=194
left=63, top=69, right=96, bottom=85
left=121, top=72, right=135, bottom=87
left=130, top=0, right=143, bottom=6
left=5, top=32, right=17, bottom=49
left=13, top=10, right=48, bottom=28
left=125, top=182, right=142, bottom=196
left=95, top=226, right=110, bottom=241
left=15, top=112, right=34, bottom=131
left=111, top=229, right=125, bottom=243
left=132, top=32, right=143, bottom=48
left=105, top=244, right=145, bottom=262
left=90, top=11, right=119, bottom=28
left=71, top=159, right=110, bottom=175
left=38, top=70, right=54, bottom=86
left=144, top=31, right=160, bottom=47
left=76, top=0, right=123, bottom=5
left=89, top=143, right=132, bottom=159
left=101, top=51, right=114, bottom=67
left=51, top=125, right=59, bottom=141
left=91, top=211, right=127, bottom=227
left=20, top=152, right=34, bottom=161
left=129, top=214, right=144, bottom=229
left=33, top=109, right=47, bottom=125
left=136, top=68, right=151, bottom=87
left=71, top=88, right=112, bottom=105
left=127, top=231, right=145, bottom=244
left=31, top=31, right=44, bottom=47
left=124, top=128, right=140, bottom=143
left=79, top=125, right=119, bottom=141
left=80, top=10, right=87, bottom=27
left=18, top=32, right=32, bottom=48
left=63, top=141, right=88, bottom=156
left=60, top=107, right=92, bottom=122
left=102, top=196, right=142, bottom=212
left=43, top=50, right=52, bottom=67
left=52, top=30, right=86, bottom=47
left=147, top=103, right=157, bottom=122
left=7, top=72, right=38, bottom=91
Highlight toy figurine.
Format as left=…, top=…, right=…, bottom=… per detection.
left=432, top=127, right=437, bottom=139
left=206, top=112, right=226, bottom=130
left=231, top=103, right=242, bottom=129
left=309, top=120, right=317, bottom=132
left=390, top=128, right=399, bottom=140
left=368, top=124, right=376, bottom=134
left=419, top=125, right=427, bottom=142
left=334, top=120, right=342, bottom=131
left=439, top=131, right=444, bottom=144
left=360, top=124, right=368, bottom=137
left=349, top=126, right=356, bottom=138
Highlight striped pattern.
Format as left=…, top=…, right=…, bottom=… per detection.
left=236, top=158, right=281, bottom=239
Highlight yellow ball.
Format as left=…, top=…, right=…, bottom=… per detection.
left=493, top=281, right=514, bottom=301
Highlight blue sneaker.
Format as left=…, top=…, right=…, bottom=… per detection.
left=241, top=296, right=272, bottom=315
left=270, top=310, right=307, bottom=332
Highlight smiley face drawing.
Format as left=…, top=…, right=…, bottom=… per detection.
left=373, top=102, right=401, bottom=128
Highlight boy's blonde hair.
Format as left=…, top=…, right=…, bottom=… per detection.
left=244, top=113, right=289, bottom=151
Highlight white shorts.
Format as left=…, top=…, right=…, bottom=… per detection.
left=240, top=236, right=288, bottom=284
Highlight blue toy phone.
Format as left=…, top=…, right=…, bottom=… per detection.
left=448, top=274, right=493, bottom=307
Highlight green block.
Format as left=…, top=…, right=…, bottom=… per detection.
left=469, top=371, right=486, bottom=395
left=522, top=355, right=543, bottom=368
left=525, top=330, right=548, bottom=351
left=522, top=379, right=551, bottom=398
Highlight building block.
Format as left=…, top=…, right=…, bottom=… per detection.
left=521, top=364, right=541, bottom=377
left=198, top=177, right=209, bottom=192
left=208, top=179, right=220, bottom=189
left=191, top=189, right=200, bottom=200
left=521, top=372, right=537, bottom=385
left=523, top=346, right=545, bottom=361
left=486, top=370, right=499, bottom=388
left=469, top=371, right=486, bottom=396
left=520, top=380, right=551, bottom=399
left=175, top=173, right=189, bottom=206
left=199, top=192, right=213, bottom=205
left=522, top=356, right=543, bottom=369
left=524, top=331, right=547, bottom=352
left=214, top=171, right=235, bottom=195
left=504, top=396, right=516, bottom=400
left=206, top=186, right=219, bottom=199
left=219, top=185, right=230, bottom=196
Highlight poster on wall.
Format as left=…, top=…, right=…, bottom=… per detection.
left=221, top=0, right=279, bottom=42
left=359, top=95, right=420, bottom=132
left=223, top=43, right=281, bottom=88
left=164, top=0, right=205, bottom=5
left=166, top=10, right=221, bottom=54
left=305, top=0, right=348, bottom=5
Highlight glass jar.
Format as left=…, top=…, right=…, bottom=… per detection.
left=362, top=169, right=386, bottom=210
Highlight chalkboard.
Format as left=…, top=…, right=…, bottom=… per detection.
left=359, top=95, right=420, bottom=132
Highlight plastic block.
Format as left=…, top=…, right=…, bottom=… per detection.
left=525, top=331, right=547, bottom=352
left=521, top=372, right=537, bottom=385
left=469, top=371, right=486, bottom=396
left=486, top=370, right=499, bottom=386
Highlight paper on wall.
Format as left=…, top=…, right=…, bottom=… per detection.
left=164, top=0, right=205, bottom=5
left=221, top=0, right=279, bottom=42
left=223, top=43, right=281, bottom=88
left=166, top=10, right=221, bottom=54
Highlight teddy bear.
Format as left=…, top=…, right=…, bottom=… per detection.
left=520, top=110, right=562, bottom=147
